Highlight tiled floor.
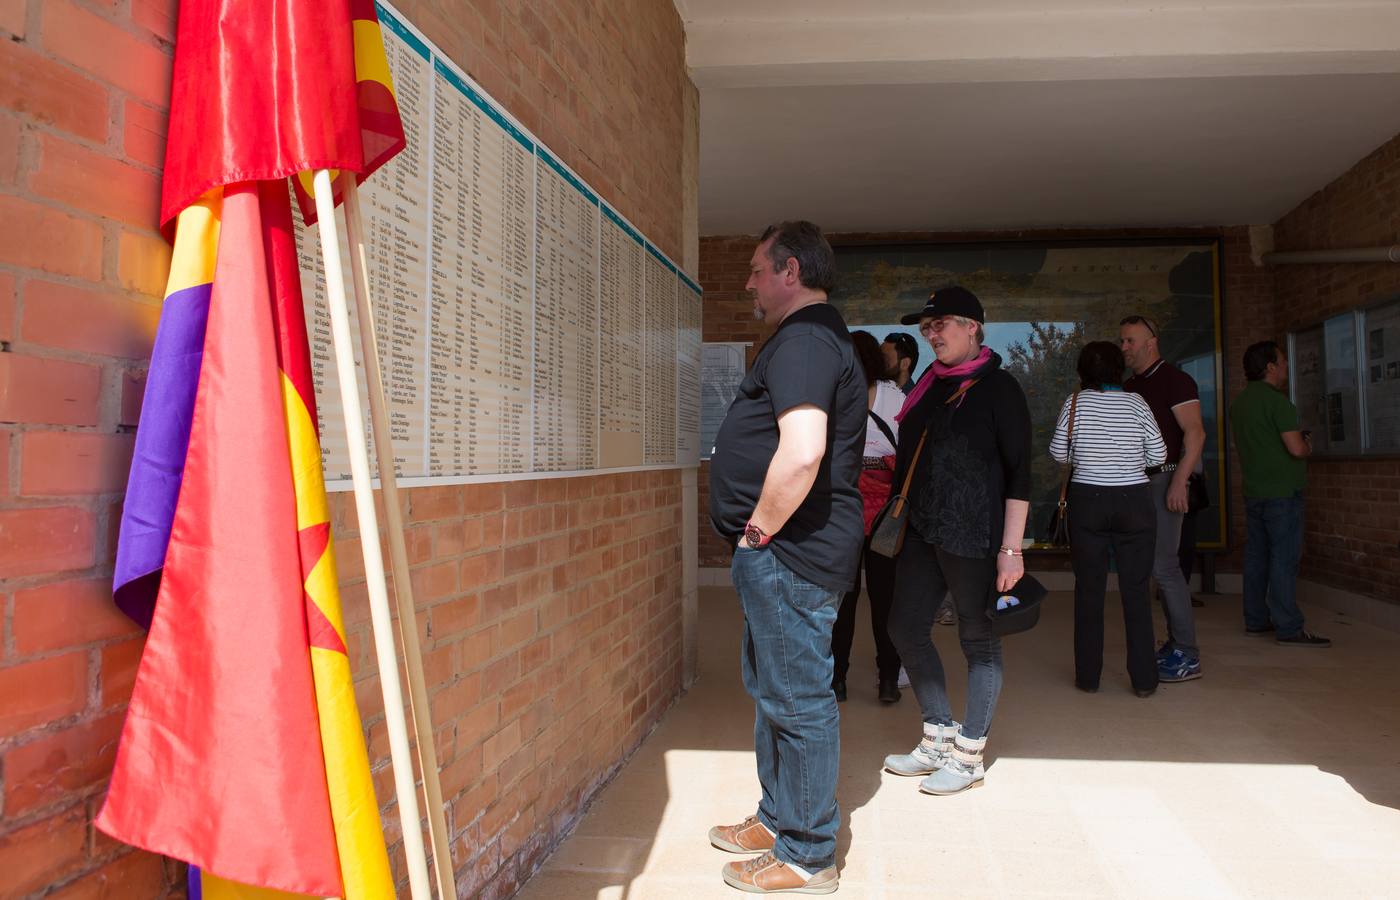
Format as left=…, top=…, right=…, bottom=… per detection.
left=517, top=586, right=1400, bottom=899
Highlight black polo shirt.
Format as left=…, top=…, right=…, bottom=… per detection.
left=1125, top=358, right=1199, bottom=463
left=708, top=303, right=866, bottom=592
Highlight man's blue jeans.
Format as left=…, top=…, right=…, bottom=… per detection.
left=1243, top=492, right=1306, bottom=638
left=732, top=546, right=842, bottom=872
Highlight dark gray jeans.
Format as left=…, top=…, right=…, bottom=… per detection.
left=888, top=537, right=1002, bottom=739
left=1150, top=472, right=1198, bottom=658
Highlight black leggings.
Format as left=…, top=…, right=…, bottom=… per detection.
left=832, top=537, right=901, bottom=683
left=1067, top=482, right=1158, bottom=692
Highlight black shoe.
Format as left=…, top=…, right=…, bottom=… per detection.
left=1135, top=687, right=1157, bottom=698
left=877, top=679, right=901, bottom=704
left=832, top=679, right=847, bottom=702
left=1075, top=682, right=1099, bottom=694
left=1277, top=630, right=1331, bottom=648
left=1245, top=624, right=1275, bottom=636
left=1191, top=596, right=1205, bottom=608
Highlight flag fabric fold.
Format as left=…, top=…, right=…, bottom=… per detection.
left=159, top=0, right=403, bottom=237
left=102, top=0, right=406, bottom=896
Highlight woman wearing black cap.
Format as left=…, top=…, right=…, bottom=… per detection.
left=881, top=286, right=1032, bottom=795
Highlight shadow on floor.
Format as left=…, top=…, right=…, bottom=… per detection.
left=517, top=584, right=1400, bottom=899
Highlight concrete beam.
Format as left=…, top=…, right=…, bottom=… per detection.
left=684, top=3, right=1400, bottom=87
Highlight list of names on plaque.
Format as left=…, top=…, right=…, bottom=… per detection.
left=676, top=275, right=703, bottom=464
left=296, top=1, right=699, bottom=490
left=643, top=248, right=677, bottom=465
left=532, top=153, right=600, bottom=472
left=598, top=208, right=646, bottom=468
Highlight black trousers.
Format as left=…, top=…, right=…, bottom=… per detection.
left=832, top=537, right=901, bottom=683
left=1067, top=482, right=1159, bottom=692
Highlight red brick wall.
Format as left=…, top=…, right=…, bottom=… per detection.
left=0, top=1, right=692, bottom=898
left=697, top=227, right=1276, bottom=569
left=1270, top=133, right=1400, bottom=601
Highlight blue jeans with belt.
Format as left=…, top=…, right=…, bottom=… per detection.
left=732, top=545, right=842, bottom=872
left=1243, top=492, right=1306, bottom=638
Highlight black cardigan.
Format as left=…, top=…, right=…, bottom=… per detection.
left=891, top=354, right=1032, bottom=559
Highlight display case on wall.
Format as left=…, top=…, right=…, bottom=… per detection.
left=1289, top=296, right=1400, bottom=457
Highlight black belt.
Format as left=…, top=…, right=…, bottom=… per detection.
left=1145, top=463, right=1178, bottom=476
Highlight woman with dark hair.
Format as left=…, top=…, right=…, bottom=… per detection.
left=1049, top=340, right=1167, bottom=696
left=831, top=330, right=905, bottom=703
left=882, top=287, right=1031, bottom=796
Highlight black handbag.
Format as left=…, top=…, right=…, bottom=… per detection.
left=868, top=426, right=928, bottom=558
left=1045, top=391, right=1077, bottom=548
left=986, top=573, right=1048, bottom=637
left=869, top=379, right=979, bottom=558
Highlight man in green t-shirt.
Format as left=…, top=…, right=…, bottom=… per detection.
left=1230, top=341, right=1330, bottom=647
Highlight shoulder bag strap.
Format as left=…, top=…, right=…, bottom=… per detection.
left=889, top=377, right=981, bottom=516
left=867, top=409, right=897, bottom=448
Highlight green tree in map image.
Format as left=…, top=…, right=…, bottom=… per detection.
left=1004, top=322, right=1085, bottom=543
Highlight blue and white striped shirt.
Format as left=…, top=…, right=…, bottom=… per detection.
left=1048, top=389, right=1167, bottom=486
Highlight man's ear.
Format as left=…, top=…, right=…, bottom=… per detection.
left=784, top=257, right=800, bottom=284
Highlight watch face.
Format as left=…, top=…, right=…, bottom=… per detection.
left=744, top=524, right=763, bottom=547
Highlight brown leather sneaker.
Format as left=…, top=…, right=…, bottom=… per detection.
left=709, top=815, right=775, bottom=853
left=721, top=851, right=839, bottom=894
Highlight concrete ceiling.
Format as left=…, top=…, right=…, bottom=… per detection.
left=677, top=0, right=1400, bottom=234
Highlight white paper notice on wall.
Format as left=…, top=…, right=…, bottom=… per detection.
left=293, top=0, right=701, bottom=489
left=701, top=343, right=749, bottom=461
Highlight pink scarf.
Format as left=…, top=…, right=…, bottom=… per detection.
left=895, top=346, right=990, bottom=422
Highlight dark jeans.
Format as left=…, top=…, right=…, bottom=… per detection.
left=1179, top=506, right=1199, bottom=580
left=1243, top=493, right=1306, bottom=638
left=888, top=537, right=1001, bottom=739
left=732, top=545, right=842, bottom=872
left=1067, top=482, right=1159, bottom=692
left=832, top=538, right=902, bottom=683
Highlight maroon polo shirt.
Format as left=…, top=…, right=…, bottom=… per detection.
left=1125, top=358, right=1199, bottom=463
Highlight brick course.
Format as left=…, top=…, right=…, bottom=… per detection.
left=0, top=0, right=692, bottom=897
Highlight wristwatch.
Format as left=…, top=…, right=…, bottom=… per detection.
left=744, top=521, right=771, bottom=549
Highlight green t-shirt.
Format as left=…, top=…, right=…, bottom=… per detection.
left=1230, top=380, right=1306, bottom=498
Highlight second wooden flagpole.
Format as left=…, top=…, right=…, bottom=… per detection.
left=342, top=176, right=456, bottom=900
left=310, top=169, right=433, bottom=900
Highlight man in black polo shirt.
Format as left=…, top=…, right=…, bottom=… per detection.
left=707, top=221, right=865, bottom=895
left=1122, top=314, right=1205, bottom=684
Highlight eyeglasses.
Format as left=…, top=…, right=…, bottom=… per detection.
left=1120, top=315, right=1158, bottom=338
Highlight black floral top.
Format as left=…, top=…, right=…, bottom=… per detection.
left=891, top=352, right=1032, bottom=559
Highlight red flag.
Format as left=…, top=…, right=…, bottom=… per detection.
left=100, top=183, right=343, bottom=894
left=158, top=0, right=404, bottom=238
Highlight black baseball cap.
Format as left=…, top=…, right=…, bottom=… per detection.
left=899, top=285, right=985, bottom=325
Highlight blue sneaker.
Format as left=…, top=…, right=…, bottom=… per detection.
left=1155, top=641, right=1174, bottom=661
left=1158, top=649, right=1202, bottom=683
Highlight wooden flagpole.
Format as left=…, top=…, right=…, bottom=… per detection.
left=342, top=176, right=456, bottom=899
left=310, top=169, right=433, bottom=900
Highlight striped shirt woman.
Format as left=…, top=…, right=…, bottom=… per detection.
left=1049, top=389, right=1166, bottom=484
left=1049, top=341, right=1166, bottom=697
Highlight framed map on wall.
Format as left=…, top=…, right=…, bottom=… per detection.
left=828, top=238, right=1227, bottom=549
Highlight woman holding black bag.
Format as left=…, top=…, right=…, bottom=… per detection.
left=1048, top=341, right=1166, bottom=697
left=880, top=286, right=1032, bottom=796
left=829, top=330, right=905, bottom=704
